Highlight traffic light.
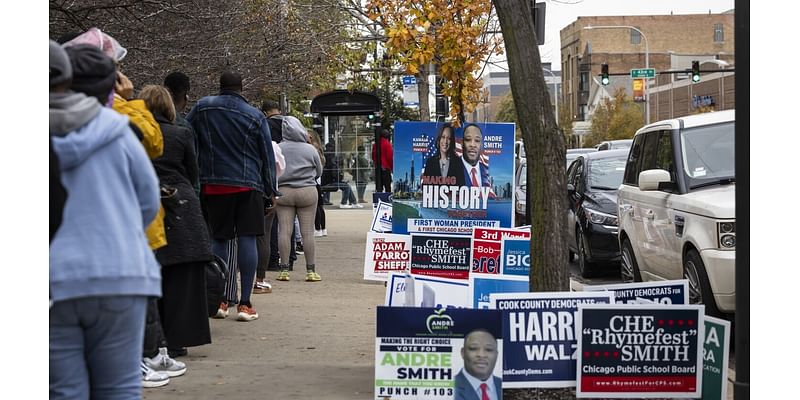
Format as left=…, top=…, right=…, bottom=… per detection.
left=601, top=64, right=610, bottom=85
left=691, top=61, right=701, bottom=82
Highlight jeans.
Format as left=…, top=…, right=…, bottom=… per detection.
left=323, top=182, right=356, bottom=205
left=50, top=296, right=147, bottom=400
left=356, top=181, right=367, bottom=202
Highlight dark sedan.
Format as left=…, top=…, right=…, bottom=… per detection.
left=565, top=149, right=628, bottom=277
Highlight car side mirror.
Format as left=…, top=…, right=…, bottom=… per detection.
left=638, top=169, right=671, bottom=191
left=567, top=183, right=575, bottom=193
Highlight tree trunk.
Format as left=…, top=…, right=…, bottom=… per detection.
left=417, top=63, right=431, bottom=121
left=494, top=0, right=569, bottom=293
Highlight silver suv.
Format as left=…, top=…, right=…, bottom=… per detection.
left=616, top=110, right=735, bottom=317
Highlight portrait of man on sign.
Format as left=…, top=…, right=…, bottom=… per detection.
left=454, top=328, right=502, bottom=400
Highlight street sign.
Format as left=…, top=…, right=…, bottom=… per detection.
left=630, top=68, right=655, bottom=78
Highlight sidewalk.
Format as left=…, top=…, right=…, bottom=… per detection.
left=143, top=208, right=383, bottom=400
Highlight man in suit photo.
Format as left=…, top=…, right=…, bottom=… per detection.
left=454, top=329, right=502, bottom=400
left=460, top=124, right=491, bottom=189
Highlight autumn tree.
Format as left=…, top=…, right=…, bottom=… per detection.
left=494, top=91, right=517, bottom=123
left=585, top=88, right=645, bottom=147
left=367, top=0, right=502, bottom=126
left=49, top=0, right=368, bottom=107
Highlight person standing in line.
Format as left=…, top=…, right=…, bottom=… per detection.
left=49, top=39, right=161, bottom=399
left=372, top=128, right=394, bottom=193
left=254, top=140, right=285, bottom=294
left=140, top=85, right=213, bottom=364
left=274, top=117, right=323, bottom=282
left=260, top=100, right=297, bottom=271
left=308, top=131, right=328, bottom=236
left=62, top=41, right=178, bottom=387
left=355, top=145, right=370, bottom=203
left=187, top=71, right=279, bottom=322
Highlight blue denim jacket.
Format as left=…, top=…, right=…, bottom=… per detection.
left=187, top=91, right=278, bottom=198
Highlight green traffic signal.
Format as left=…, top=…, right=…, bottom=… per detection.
left=691, top=61, right=701, bottom=83
left=601, top=63, right=610, bottom=86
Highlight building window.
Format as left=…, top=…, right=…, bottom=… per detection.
left=714, top=23, right=724, bottom=42
left=579, top=71, right=589, bottom=92
left=630, top=27, right=641, bottom=44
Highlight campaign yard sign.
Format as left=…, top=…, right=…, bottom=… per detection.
left=410, top=233, right=471, bottom=280
left=364, top=232, right=411, bottom=282
left=701, top=316, right=730, bottom=400
left=500, top=237, right=530, bottom=276
left=490, top=292, right=615, bottom=388
left=576, top=304, right=705, bottom=398
left=471, top=227, right=530, bottom=275
left=392, top=121, right=516, bottom=235
left=583, top=280, right=690, bottom=305
left=371, top=199, right=393, bottom=233
left=375, top=306, right=503, bottom=400
left=385, top=272, right=470, bottom=309
left=470, top=273, right=528, bottom=309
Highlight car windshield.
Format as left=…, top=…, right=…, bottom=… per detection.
left=519, top=164, right=527, bottom=187
left=680, top=121, right=735, bottom=189
left=566, top=154, right=580, bottom=168
left=587, top=155, right=627, bottom=190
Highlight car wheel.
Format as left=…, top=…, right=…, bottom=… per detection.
left=683, top=249, right=724, bottom=318
left=620, top=238, right=642, bottom=282
left=577, top=226, right=594, bottom=278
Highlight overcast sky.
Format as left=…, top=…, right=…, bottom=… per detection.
left=494, top=0, right=735, bottom=71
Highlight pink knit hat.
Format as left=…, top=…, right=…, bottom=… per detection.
left=63, top=27, right=127, bottom=62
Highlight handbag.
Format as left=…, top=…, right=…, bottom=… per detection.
left=205, top=254, right=228, bottom=317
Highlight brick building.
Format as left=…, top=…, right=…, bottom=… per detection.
left=559, top=11, right=734, bottom=131
left=471, top=64, right=561, bottom=123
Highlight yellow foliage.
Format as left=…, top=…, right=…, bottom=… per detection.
left=368, top=0, right=501, bottom=126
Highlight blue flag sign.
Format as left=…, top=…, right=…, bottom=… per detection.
left=583, top=280, right=689, bottom=305
left=490, top=292, right=615, bottom=388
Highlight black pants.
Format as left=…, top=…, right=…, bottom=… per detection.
left=143, top=297, right=167, bottom=358
left=377, top=169, right=392, bottom=193
left=315, top=184, right=326, bottom=230
left=257, top=211, right=275, bottom=280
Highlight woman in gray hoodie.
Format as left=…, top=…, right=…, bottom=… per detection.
left=275, top=116, right=323, bottom=282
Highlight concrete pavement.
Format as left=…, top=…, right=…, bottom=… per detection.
left=143, top=207, right=383, bottom=400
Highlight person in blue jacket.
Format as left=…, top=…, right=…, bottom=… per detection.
left=49, top=39, right=162, bottom=400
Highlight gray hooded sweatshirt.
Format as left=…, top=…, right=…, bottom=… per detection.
left=277, top=116, right=322, bottom=188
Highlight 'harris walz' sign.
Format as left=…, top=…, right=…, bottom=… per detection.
left=576, top=304, right=704, bottom=398
left=490, top=292, right=615, bottom=388
left=392, top=121, right=515, bottom=235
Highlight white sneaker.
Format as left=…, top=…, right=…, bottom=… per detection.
left=141, top=360, right=170, bottom=388
left=314, top=230, right=323, bottom=237
left=144, top=347, right=187, bottom=377
left=339, top=204, right=353, bottom=209
left=322, top=229, right=328, bottom=236
left=353, top=204, right=364, bottom=208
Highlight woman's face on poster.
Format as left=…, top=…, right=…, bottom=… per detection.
left=439, top=128, right=452, bottom=156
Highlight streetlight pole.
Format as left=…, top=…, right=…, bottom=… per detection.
left=583, top=25, right=650, bottom=124
left=542, top=68, right=559, bottom=122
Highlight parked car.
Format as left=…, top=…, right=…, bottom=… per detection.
left=514, top=157, right=527, bottom=226
left=565, top=149, right=629, bottom=277
left=566, top=148, right=596, bottom=169
left=596, top=139, right=633, bottom=151
left=616, top=110, right=735, bottom=317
